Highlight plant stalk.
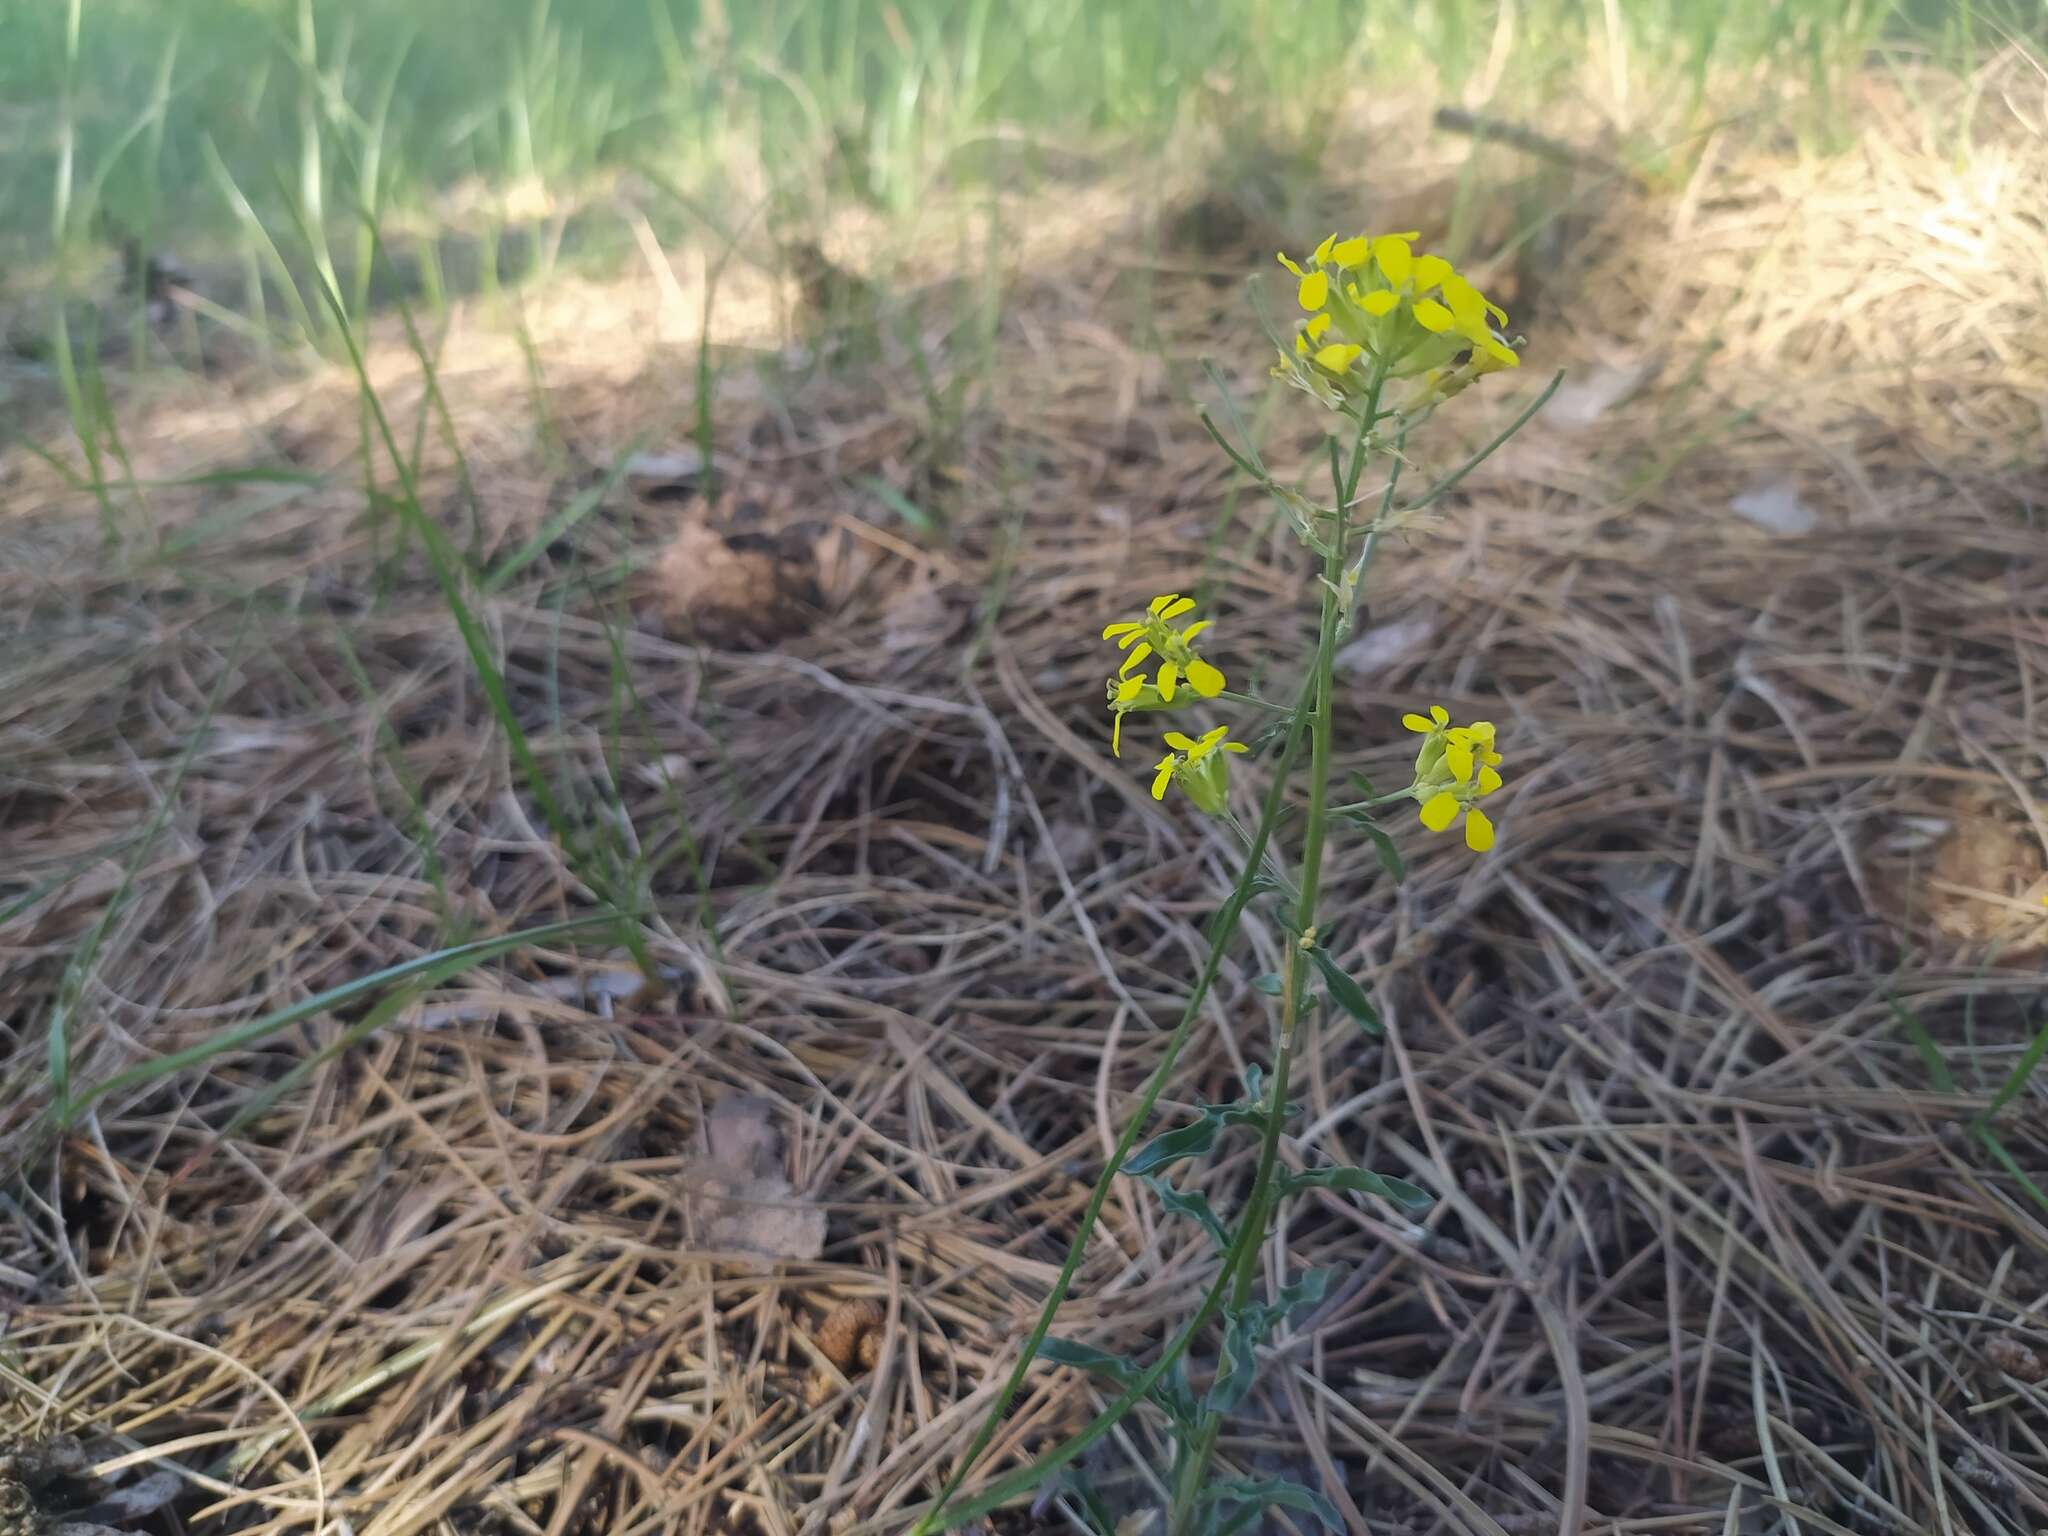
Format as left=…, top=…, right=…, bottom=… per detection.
left=1168, top=376, right=1384, bottom=1532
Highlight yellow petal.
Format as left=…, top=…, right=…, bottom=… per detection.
left=1200, top=725, right=1229, bottom=746
left=1223, top=741, right=1248, bottom=753
left=1419, top=791, right=1460, bottom=833
left=1116, top=675, right=1144, bottom=702
left=1163, top=731, right=1198, bottom=751
left=1160, top=596, right=1196, bottom=620
left=1413, top=298, right=1454, bottom=333
left=1441, top=273, right=1486, bottom=332
left=1372, top=235, right=1413, bottom=286
left=1151, top=759, right=1176, bottom=799
left=1330, top=236, right=1369, bottom=267
left=1103, top=621, right=1139, bottom=639
left=1313, top=342, right=1361, bottom=373
left=1298, top=271, right=1329, bottom=310
left=1431, top=705, right=1449, bottom=726
left=1119, top=641, right=1152, bottom=676
left=1148, top=592, right=1181, bottom=614
left=1117, top=629, right=1144, bottom=649
left=1179, top=620, right=1211, bottom=642
left=1276, top=251, right=1304, bottom=277
left=1464, top=807, right=1495, bottom=852
left=1402, top=713, right=1435, bottom=733
left=1477, top=765, right=1504, bottom=795
left=1112, top=712, right=1124, bottom=757
left=1303, top=311, right=1332, bottom=341
left=1447, top=743, right=1474, bottom=783
left=1185, top=657, right=1225, bottom=697
left=1479, top=334, right=1520, bottom=367
left=1413, top=254, right=1453, bottom=291
left=1295, top=332, right=1309, bottom=354
left=1312, top=232, right=1337, bottom=265
left=1158, top=662, right=1179, bottom=701
left=1358, top=289, right=1398, bottom=318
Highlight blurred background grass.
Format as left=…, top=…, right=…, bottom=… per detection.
left=3, top=0, right=2028, bottom=291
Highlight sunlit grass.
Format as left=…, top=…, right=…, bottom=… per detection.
left=3, top=0, right=2027, bottom=280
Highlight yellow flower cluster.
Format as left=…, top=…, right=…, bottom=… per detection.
left=1402, top=704, right=1505, bottom=852
left=1102, top=593, right=1228, bottom=757
left=1273, top=233, right=1518, bottom=412
left=1151, top=726, right=1249, bottom=815
left=1102, top=593, right=1249, bottom=814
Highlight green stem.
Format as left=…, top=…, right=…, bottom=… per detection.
left=1326, top=790, right=1416, bottom=816
left=1169, top=371, right=1386, bottom=1533
left=1215, top=688, right=1289, bottom=712
left=912, top=671, right=1317, bottom=1536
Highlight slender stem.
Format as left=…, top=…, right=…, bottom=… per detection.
left=1326, top=790, right=1416, bottom=816
left=1168, top=369, right=1387, bottom=1532
left=913, top=672, right=1317, bottom=1536
left=1402, top=367, right=1564, bottom=513
left=1215, top=688, right=1288, bottom=712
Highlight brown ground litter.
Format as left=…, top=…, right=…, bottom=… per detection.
left=4, top=64, right=2047, bottom=1536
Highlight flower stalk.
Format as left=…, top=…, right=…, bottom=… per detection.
left=920, top=228, right=1537, bottom=1536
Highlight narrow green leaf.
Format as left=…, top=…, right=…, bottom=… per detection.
left=1268, top=1266, right=1334, bottom=1317
left=1203, top=1476, right=1344, bottom=1532
left=1358, top=819, right=1406, bottom=882
left=1887, top=992, right=1956, bottom=1092
left=1127, top=1115, right=1224, bottom=1176
left=1282, top=1166, right=1433, bottom=1211
left=60, top=913, right=617, bottom=1124
left=1977, top=1125, right=2048, bottom=1219
left=856, top=473, right=939, bottom=534
left=1308, top=946, right=1381, bottom=1033
left=1036, top=1336, right=1142, bottom=1389
left=482, top=436, right=642, bottom=593
left=1977, top=1013, right=2048, bottom=1126
left=1144, top=1175, right=1229, bottom=1249
left=1205, top=1311, right=1260, bottom=1415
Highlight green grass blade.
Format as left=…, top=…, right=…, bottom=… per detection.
left=41, top=605, right=251, bottom=1122
left=1976, top=1013, right=2048, bottom=1126
left=57, top=912, right=617, bottom=1129
left=482, top=436, right=643, bottom=594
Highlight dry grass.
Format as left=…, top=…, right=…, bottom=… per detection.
left=4, top=60, right=2048, bottom=1536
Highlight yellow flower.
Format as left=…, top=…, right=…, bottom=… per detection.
left=1444, top=721, right=1503, bottom=786
left=1402, top=704, right=1506, bottom=853
left=1102, top=593, right=1228, bottom=755
left=1150, top=725, right=1250, bottom=815
left=1402, top=704, right=1452, bottom=775
left=1418, top=783, right=1498, bottom=852
left=1273, top=231, right=1519, bottom=413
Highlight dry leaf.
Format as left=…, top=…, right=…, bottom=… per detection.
left=1883, top=788, right=2048, bottom=956
left=681, top=1094, right=826, bottom=1263
left=1985, top=1332, right=2045, bottom=1383
left=1542, top=357, right=1660, bottom=427
left=1730, top=478, right=1818, bottom=535
left=641, top=503, right=822, bottom=647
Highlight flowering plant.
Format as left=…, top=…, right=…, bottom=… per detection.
left=919, top=232, right=1554, bottom=1536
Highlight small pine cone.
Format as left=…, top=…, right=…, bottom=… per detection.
left=1984, top=1332, right=2044, bottom=1383
left=816, top=1298, right=885, bottom=1373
